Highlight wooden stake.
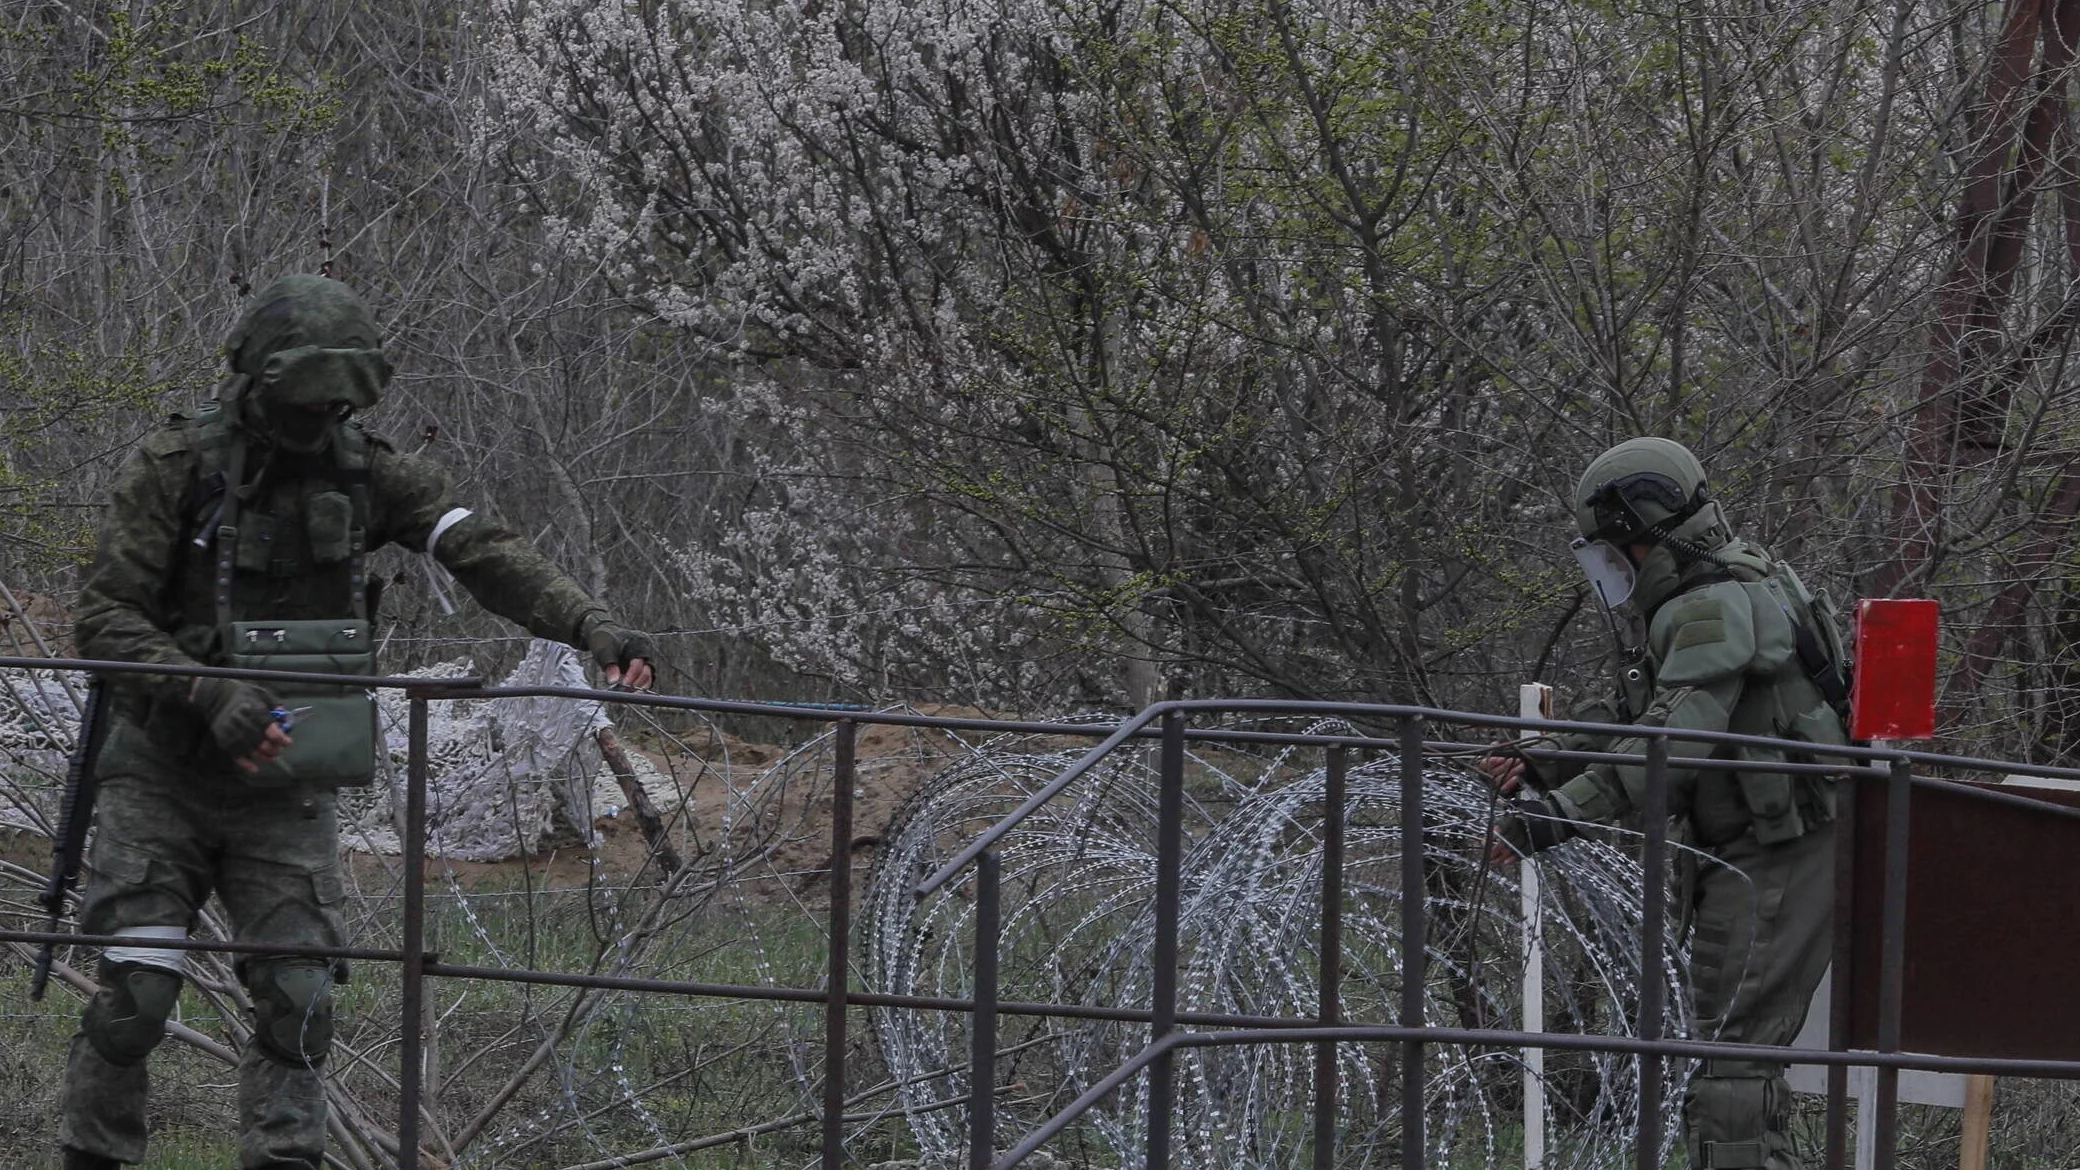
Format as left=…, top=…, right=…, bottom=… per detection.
left=1958, top=1073, right=1995, bottom=1170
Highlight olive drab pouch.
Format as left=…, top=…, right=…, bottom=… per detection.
left=222, top=618, right=377, bottom=788
left=307, top=491, right=354, bottom=564
left=235, top=512, right=278, bottom=574
left=1737, top=762, right=1806, bottom=845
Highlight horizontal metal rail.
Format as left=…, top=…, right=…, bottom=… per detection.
left=915, top=696, right=2080, bottom=896
left=0, top=928, right=420, bottom=964
left=12, top=653, right=2080, bottom=783
left=0, top=653, right=480, bottom=692
left=0, top=924, right=1326, bottom=1030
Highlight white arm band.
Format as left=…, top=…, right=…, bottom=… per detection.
left=427, top=507, right=474, bottom=557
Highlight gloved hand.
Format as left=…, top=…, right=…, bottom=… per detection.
left=1491, top=795, right=1576, bottom=862
left=189, top=676, right=282, bottom=758
left=1476, top=750, right=1533, bottom=795
left=584, top=618, right=658, bottom=689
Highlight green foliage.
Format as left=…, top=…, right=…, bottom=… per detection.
left=0, top=336, right=199, bottom=572
left=65, top=5, right=335, bottom=173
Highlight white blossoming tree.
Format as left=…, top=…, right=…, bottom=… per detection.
left=483, top=0, right=2073, bottom=740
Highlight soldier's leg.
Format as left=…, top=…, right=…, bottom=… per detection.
left=1684, top=821, right=1835, bottom=1169
left=217, top=789, right=345, bottom=1170
left=59, top=772, right=212, bottom=1167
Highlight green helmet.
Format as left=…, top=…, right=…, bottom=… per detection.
left=1573, top=437, right=1711, bottom=545
left=225, top=274, right=391, bottom=407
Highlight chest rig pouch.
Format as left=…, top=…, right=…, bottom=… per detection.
left=205, top=422, right=378, bottom=788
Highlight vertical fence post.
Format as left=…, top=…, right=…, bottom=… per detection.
left=824, top=719, right=858, bottom=1170
left=1312, top=745, right=1347, bottom=1170
left=1519, top=683, right=1551, bottom=1170
left=1147, top=709, right=1185, bottom=1170
left=970, top=849, right=1002, bottom=1170
left=1399, top=716, right=1426, bottom=1169
left=399, top=695, right=429, bottom=1170
left=1636, top=737, right=1669, bottom=1170
left=1873, top=755, right=1911, bottom=1170
left=1825, top=773, right=1859, bottom=1170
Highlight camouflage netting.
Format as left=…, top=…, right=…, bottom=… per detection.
left=354, top=639, right=608, bottom=860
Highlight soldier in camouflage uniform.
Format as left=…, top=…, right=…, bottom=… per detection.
left=1483, top=438, right=1850, bottom=1170
left=60, top=274, right=658, bottom=1170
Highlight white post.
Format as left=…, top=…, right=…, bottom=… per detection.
left=1856, top=1065, right=1877, bottom=1170
left=1518, top=683, right=1552, bottom=1170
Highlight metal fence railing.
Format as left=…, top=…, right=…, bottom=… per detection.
left=919, top=699, right=2080, bottom=1170
left=6, top=655, right=2080, bottom=1170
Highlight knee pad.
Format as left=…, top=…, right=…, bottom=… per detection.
left=82, top=961, right=182, bottom=1066
left=1684, top=1063, right=1792, bottom=1169
left=246, top=958, right=334, bottom=1067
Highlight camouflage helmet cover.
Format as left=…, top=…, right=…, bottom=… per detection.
left=1572, top=437, right=1710, bottom=544
left=223, top=275, right=391, bottom=410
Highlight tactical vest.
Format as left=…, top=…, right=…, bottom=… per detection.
left=167, top=400, right=373, bottom=655
left=140, top=401, right=380, bottom=784
left=1675, top=547, right=1851, bottom=846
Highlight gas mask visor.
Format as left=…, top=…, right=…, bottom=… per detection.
left=1572, top=536, right=1648, bottom=657
left=250, top=345, right=389, bottom=453
left=1571, top=536, right=1637, bottom=610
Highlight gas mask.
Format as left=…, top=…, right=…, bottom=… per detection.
left=257, top=398, right=351, bottom=453
left=247, top=345, right=386, bottom=453
left=1572, top=534, right=1689, bottom=661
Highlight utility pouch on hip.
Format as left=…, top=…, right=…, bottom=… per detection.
left=1734, top=742, right=1807, bottom=846
left=1785, top=702, right=1847, bottom=826
left=221, top=618, right=377, bottom=789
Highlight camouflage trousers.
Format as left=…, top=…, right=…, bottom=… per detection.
left=59, top=721, right=346, bottom=1170
left=1683, top=821, right=1836, bottom=1170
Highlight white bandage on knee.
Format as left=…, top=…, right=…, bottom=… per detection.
left=105, top=925, right=188, bottom=975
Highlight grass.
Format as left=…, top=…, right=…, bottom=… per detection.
left=1, top=877, right=904, bottom=1169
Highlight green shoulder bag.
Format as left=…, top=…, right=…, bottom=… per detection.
left=222, top=618, right=378, bottom=788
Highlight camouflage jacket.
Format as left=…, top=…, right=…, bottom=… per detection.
left=75, top=408, right=610, bottom=711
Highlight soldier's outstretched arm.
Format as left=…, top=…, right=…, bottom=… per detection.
left=73, top=439, right=206, bottom=698
left=371, top=444, right=657, bottom=682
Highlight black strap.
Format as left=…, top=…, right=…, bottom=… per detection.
left=334, top=431, right=370, bottom=622
left=212, top=440, right=247, bottom=631
left=1793, top=617, right=1850, bottom=706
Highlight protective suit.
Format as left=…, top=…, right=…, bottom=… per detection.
left=1503, top=438, right=1849, bottom=1170
left=59, top=275, right=657, bottom=1170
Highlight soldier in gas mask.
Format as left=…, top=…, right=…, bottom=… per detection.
left=1483, top=437, right=1850, bottom=1170
left=59, top=274, right=658, bottom=1170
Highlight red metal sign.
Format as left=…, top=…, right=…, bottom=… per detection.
left=1850, top=598, right=1939, bottom=741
